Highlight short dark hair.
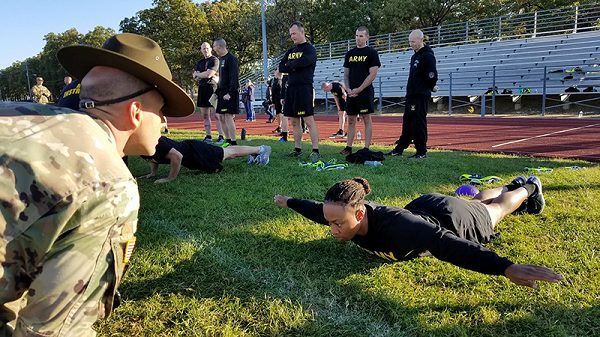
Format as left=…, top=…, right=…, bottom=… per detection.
left=290, top=21, right=305, bottom=31
left=213, top=38, right=227, bottom=49
left=357, top=26, right=369, bottom=36
left=324, top=177, right=372, bottom=208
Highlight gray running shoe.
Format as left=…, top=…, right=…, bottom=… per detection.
left=308, top=151, right=321, bottom=162
left=256, top=145, right=272, bottom=166
left=247, top=154, right=258, bottom=165
left=526, top=176, right=545, bottom=214
left=288, top=150, right=302, bottom=157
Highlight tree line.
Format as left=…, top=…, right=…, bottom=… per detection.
left=0, top=0, right=586, bottom=101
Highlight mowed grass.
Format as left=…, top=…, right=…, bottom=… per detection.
left=96, top=129, right=600, bottom=337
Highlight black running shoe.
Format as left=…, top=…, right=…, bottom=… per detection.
left=511, top=176, right=528, bottom=214
left=386, top=149, right=403, bottom=156
left=526, top=176, right=545, bottom=214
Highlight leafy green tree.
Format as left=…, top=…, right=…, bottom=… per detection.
left=202, top=0, right=262, bottom=72
left=80, top=26, right=116, bottom=47
left=121, top=0, right=210, bottom=90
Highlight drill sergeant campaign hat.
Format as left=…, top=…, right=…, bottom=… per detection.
left=57, top=33, right=194, bottom=117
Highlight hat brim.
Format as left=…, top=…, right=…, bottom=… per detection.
left=57, top=45, right=194, bottom=117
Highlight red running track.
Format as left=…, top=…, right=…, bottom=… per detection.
left=168, top=114, right=600, bottom=162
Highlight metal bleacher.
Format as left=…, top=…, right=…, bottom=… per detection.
left=245, top=3, right=600, bottom=114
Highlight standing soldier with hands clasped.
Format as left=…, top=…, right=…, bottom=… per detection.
left=389, top=29, right=438, bottom=159
left=213, top=38, right=240, bottom=146
left=279, top=21, right=321, bottom=162
left=341, top=26, right=381, bottom=155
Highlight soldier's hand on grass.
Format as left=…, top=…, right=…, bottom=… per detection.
left=154, top=178, right=174, bottom=184
left=274, top=195, right=290, bottom=208
left=505, top=264, right=564, bottom=289
left=137, top=173, right=155, bottom=179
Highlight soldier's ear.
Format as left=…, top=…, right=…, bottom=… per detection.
left=125, top=101, right=143, bottom=129
left=355, top=208, right=365, bottom=222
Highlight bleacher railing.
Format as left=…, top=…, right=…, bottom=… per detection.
left=315, top=3, right=600, bottom=60
left=242, top=3, right=599, bottom=87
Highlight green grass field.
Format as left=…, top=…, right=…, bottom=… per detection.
left=96, top=129, right=600, bottom=337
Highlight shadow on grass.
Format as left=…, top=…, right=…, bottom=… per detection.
left=120, top=221, right=599, bottom=336
left=114, top=147, right=597, bottom=336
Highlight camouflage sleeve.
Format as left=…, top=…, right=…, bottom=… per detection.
left=6, top=178, right=139, bottom=336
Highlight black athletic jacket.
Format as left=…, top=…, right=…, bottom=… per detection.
left=286, top=198, right=514, bottom=276
left=217, top=52, right=240, bottom=97
left=406, top=45, right=438, bottom=97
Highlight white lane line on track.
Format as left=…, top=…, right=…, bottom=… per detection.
left=492, top=123, right=600, bottom=148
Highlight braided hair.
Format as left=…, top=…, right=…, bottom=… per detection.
left=324, top=177, right=372, bottom=208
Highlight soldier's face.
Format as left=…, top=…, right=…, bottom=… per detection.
left=289, top=25, right=304, bottom=45
left=201, top=43, right=212, bottom=58
left=212, top=43, right=222, bottom=57
left=323, top=202, right=363, bottom=241
left=355, top=30, right=368, bottom=47
left=124, top=90, right=165, bottom=156
left=409, top=33, right=424, bottom=51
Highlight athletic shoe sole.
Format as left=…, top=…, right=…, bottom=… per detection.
left=257, top=145, right=272, bottom=166
left=526, top=176, right=545, bottom=214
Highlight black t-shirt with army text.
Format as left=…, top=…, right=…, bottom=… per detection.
left=343, top=46, right=381, bottom=89
left=278, top=42, right=317, bottom=86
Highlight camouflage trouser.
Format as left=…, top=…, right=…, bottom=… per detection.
left=0, top=213, right=135, bottom=336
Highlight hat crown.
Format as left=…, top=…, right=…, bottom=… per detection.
left=103, top=33, right=172, bottom=80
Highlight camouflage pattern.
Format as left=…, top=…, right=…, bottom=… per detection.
left=30, top=85, right=51, bottom=104
left=0, top=102, right=139, bottom=336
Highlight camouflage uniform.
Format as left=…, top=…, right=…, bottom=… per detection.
left=30, top=85, right=51, bottom=104
left=0, top=102, right=139, bottom=337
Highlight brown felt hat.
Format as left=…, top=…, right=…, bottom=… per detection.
left=57, top=33, right=194, bottom=117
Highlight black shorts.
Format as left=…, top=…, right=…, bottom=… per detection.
left=197, top=84, right=216, bottom=108
left=284, top=84, right=314, bottom=118
left=347, top=86, right=374, bottom=115
left=337, top=97, right=347, bottom=111
left=216, top=91, right=240, bottom=115
left=273, top=99, right=283, bottom=114
left=183, top=140, right=225, bottom=173
left=404, top=193, right=495, bottom=244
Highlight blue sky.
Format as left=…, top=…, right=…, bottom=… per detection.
left=0, top=1, right=155, bottom=69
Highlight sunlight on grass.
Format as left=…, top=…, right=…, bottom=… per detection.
left=96, top=129, right=600, bottom=336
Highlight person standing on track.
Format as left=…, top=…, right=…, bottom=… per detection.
left=278, top=21, right=320, bottom=161
left=340, top=26, right=380, bottom=155
left=213, top=38, right=240, bottom=146
left=389, top=29, right=438, bottom=159
left=194, top=42, right=224, bottom=144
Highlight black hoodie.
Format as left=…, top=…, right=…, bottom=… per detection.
left=406, top=44, right=438, bottom=97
